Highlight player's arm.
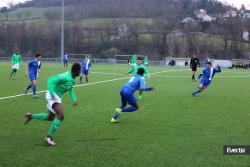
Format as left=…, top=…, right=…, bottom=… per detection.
left=125, top=66, right=135, bottom=75
left=139, top=77, right=153, bottom=91
left=198, top=69, right=205, bottom=79
left=214, top=65, right=221, bottom=73
left=190, top=59, right=193, bottom=68
left=69, top=88, right=77, bottom=106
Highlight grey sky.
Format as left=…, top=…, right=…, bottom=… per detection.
left=0, top=0, right=249, bottom=9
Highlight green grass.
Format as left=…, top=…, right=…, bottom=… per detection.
left=1, top=62, right=250, bottom=167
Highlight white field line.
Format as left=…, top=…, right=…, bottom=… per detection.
left=91, top=71, right=122, bottom=75
left=0, top=69, right=187, bottom=101
left=152, top=74, right=250, bottom=78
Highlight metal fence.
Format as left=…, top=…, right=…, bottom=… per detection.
left=0, top=57, right=166, bottom=66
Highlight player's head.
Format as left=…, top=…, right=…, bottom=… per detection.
left=207, top=61, right=212, bottom=68
left=85, top=55, right=88, bottom=60
left=137, top=57, right=143, bottom=65
left=14, top=49, right=19, bottom=54
left=71, top=63, right=81, bottom=78
left=137, top=67, right=145, bottom=76
left=35, top=53, right=42, bottom=60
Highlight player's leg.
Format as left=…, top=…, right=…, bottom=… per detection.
left=85, top=70, right=89, bottom=82
left=120, top=93, right=139, bottom=113
left=85, top=75, right=88, bottom=82
left=25, top=110, right=55, bottom=124
left=192, top=83, right=205, bottom=96
left=11, top=69, right=17, bottom=80
left=46, top=103, right=64, bottom=146
left=192, top=71, right=195, bottom=81
left=31, top=80, right=38, bottom=98
left=111, top=91, right=128, bottom=122
left=65, top=61, right=68, bottom=69
left=80, top=74, right=83, bottom=83
left=25, top=81, right=33, bottom=95
left=138, top=90, right=143, bottom=100
left=9, top=69, right=15, bottom=79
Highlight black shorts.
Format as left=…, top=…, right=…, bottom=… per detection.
left=191, top=66, right=197, bottom=71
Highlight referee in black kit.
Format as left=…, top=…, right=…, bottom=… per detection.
left=190, top=54, right=199, bottom=81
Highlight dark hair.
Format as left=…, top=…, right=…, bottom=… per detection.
left=137, top=57, right=143, bottom=61
left=207, top=62, right=212, bottom=65
left=35, top=53, right=41, bottom=58
left=71, top=63, right=81, bottom=73
left=137, top=68, right=145, bottom=75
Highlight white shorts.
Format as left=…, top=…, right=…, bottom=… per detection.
left=131, top=63, right=136, bottom=67
left=12, top=64, right=20, bottom=70
left=145, top=62, right=148, bottom=65
left=46, top=91, right=62, bottom=113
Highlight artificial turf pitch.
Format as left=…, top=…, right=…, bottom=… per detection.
left=0, top=62, right=250, bottom=167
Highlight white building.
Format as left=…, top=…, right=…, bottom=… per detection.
left=223, top=10, right=237, bottom=18
left=202, top=15, right=215, bottom=22
left=182, top=17, right=195, bottom=23
left=243, top=30, right=249, bottom=41
left=194, top=9, right=207, bottom=19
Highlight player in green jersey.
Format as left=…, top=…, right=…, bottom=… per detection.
left=24, top=63, right=81, bottom=146
left=9, top=49, right=22, bottom=80
left=125, top=57, right=150, bottom=99
left=130, top=54, right=137, bottom=66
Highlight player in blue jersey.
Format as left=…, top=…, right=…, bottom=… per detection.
left=80, top=55, right=91, bottom=83
left=111, top=68, right=154, bottom=123
left=24, top=54, right=42, bottom=98
left=192, top=62, right=221, bottom=96
left=63, top=53, right=69, bottom=69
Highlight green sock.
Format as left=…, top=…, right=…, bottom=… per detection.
left=13, top=71, right=16, bottom=77
left=10, top=71, right=13, bottom=78
left=32, top=113, right=49, bottom=121
left=48, top=118, right=62, bottom=137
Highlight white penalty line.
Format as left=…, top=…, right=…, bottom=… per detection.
left=0, top=69, right=187, bottom=101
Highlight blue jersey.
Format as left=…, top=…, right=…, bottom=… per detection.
left=121, top=74, right=147, bottom=93
left=63, top=54, right=68, bottom=62
left=28, top=60, right=39, bottom=76
left=199, top=67, right=221, bottom=81
left=81, top=59, right=91, bottom=70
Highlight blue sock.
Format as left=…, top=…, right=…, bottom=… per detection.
left=32, top=85, right=37, bottom=96
left=193, top=88, right=201, bottom=95
left=80, top=76, right=83, bottom=82
left=113, top=113, right=119, bottom=119
left=122, top=106, right=138, bottom=112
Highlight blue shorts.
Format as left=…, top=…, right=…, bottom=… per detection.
left=200, top=79, right=211, bottom=88
left=120, top=89, right=137, bottom=105
left=29, top=73, right=37, bottom=81
left=82, top=69, right=89, bottom=75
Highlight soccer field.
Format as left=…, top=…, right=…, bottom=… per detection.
left=0, top=62, right=250, bottom=167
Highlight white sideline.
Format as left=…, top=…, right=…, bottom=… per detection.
left=0, top=69, right=187, bottom=101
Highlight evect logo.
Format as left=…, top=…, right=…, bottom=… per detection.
left=224, top=145, right=250, bottom=155
left=226, top=147, right=245, bottom=154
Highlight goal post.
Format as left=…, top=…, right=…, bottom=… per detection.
left=165, top=57, right=190, bottom=67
